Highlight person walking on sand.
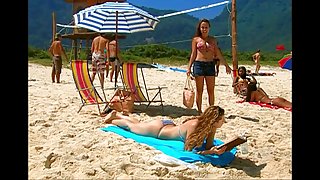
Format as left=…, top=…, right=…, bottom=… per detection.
left=186, top=18, right=232, bottom=114
left=91, top=33, right=109, bottom=88
left=48, top=33, right=68, bottom=83
left=252, top=49, right=261, bottom=74
left=107, top=34, right=122, bottom=83
left=103, top=105, right=228, bottom=155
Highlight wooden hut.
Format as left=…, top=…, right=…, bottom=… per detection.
left=53, top=0, right=126, bottom=59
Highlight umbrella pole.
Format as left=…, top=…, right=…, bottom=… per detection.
left=114, top=11, right=118, bottom=89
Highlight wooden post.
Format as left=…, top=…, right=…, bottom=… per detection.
left=52, top=12, right=56, bottom=42
left=114, top=10, right=119, bottom=88
left=231, top=0, right=238, bottom=78
left=73, top=39, right=78, bottom=60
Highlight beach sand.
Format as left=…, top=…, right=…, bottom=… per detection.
left=28, top=62, right=292, bottom=179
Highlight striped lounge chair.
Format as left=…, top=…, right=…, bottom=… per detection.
left=71, top=59, right=111, bottom=115
left=120, top=62, right=167, bottom=111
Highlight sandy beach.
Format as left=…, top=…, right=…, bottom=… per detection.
left=28, top=62, right=292, bottom=179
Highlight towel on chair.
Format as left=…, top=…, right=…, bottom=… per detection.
left=101, top=125, right=237, bottom=166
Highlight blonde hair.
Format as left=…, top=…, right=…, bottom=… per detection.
left=184, top=105, right=224, bottom=151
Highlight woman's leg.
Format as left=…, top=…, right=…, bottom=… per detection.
left=105, top=61, right=109, bottom=78
left=272, top=97, right=292, bottom=108
left=205, top=76, right=215, bottom=106
left=109, top=115, right=164, bottom=138
left=109, top=62, right=115, bottom=82
left=104, top=110, right=139, bottom=124
left=195, top=76, right=204, bottom=114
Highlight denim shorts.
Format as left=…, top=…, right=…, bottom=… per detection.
left=192, top=61, right=216, bottom=76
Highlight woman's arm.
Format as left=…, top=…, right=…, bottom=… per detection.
left=232, top=77, right=240, bottom=87
left=197, top=128, right=227, bottom=155
left=249, top=75, right=257, bottom=84
left=186, top=37, right=197, bottom=76
left=215, top=42, right=231, bottom=74
left=205, top=129, right=215, bottom=150
left=197, top=145, right=227, bottom=155
left=197, top=129, right=227, bottom=155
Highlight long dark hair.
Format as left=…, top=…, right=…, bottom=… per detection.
left=238, top=66, right=247, bottom=79
left=194, top=19, right=211, bottom=37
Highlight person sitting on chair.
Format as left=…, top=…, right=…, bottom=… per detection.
left=103, top=105, right=228, bottom=155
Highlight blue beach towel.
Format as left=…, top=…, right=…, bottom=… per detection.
left=101, top=126, right=237, bottom=166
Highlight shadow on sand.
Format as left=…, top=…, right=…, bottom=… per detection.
left=227, top=156, right=267, bottom=177
left=133, top=104, right=198, bottom=118
left=226, top=114, right=260, bottom=122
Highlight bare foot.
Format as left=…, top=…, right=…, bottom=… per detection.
left=104, top=110, right=118, bottom=124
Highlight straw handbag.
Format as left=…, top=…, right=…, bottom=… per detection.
left=109, top=89, right=135, bottom=114
left=183, top=75, right=195, bottom=108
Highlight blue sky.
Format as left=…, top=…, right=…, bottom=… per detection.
left=127, top=0, right=230, bottom=19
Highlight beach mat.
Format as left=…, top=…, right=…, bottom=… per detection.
left=101, top=126, right=237, bottom=166
left=151, top=63, right=187, bottom=73
left=237, top=100, right=292, bottom=111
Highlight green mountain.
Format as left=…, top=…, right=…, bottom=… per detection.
left=28, top=0, right=291, bottom=52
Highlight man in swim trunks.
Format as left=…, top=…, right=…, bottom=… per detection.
left=48, top=33, right=68, bottom=83
left=91, top=33, right=109, bottom=88
left=103, top=105, right=228, bottom=155
left=106, top=34, right=122, bottom=82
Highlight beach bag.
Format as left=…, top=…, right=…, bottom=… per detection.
left=183, top=75, right=195, bottom=108
left=109, top=89, right=135, bottom=114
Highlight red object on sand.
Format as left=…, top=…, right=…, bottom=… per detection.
left=236, top=100, right=292, bottom=112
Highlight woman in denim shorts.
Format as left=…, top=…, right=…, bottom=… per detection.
left=186, top=19, right=232, bottom=114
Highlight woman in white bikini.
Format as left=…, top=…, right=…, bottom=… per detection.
left=103, top=105, right=227, bottom=155
left=186, top=19, right=232, bottom=114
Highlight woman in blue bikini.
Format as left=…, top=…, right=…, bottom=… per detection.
left=186, top=19, right=232, bottom=114
left=103, top=105, right=227, bottom=155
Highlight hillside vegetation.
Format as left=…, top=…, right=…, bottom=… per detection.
left=29, top=44, right=290, bottom=68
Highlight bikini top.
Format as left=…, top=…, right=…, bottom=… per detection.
left=196, top=40, right=216, bottom=55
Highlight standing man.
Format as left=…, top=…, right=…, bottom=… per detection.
left=91, top=33, right=109, bottom=88
left=252, top=49, right=261, bottom=74
left=48, top=33, right=68, bottom=83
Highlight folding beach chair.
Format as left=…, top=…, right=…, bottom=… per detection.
left=120, top=62, right=167, bottom=111
left=71, top=59, right=114, bottom=115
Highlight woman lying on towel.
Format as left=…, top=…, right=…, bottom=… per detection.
left=233, top=66, right=292, bottom=109
left=103, top=105, right=227, bottom=155
left=245, top=80, right=292, bottom=109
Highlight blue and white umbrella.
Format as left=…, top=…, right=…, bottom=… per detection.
left=73, top=1, right=160, bottom=33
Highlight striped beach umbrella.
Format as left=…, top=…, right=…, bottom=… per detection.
left=278, top=53, right=292, bottom=70
left=73, top=1, right=160, bottom=34
left=73, top=1, right=160, bottom=87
